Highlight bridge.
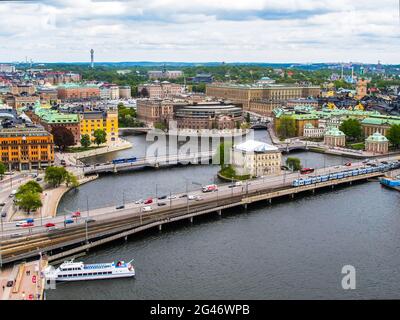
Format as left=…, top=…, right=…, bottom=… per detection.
left=1, top=156, right=399, bottom=265
left=82, top=151, right=216, bottom=175
left=118, top=127, right=152, bottom=135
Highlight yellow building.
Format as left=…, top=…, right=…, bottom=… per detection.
left=79, top=108, right=118, bottom=143
left=0, top=126, right=54, bottom=171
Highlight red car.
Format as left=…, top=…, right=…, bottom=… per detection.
left=21, top=222, right=34, bottom=228
left=300, top=168, right=315, bottom=174
left=45, top=223, right=55, bottom=228
left=344, top=162, right=352, bottom=166
left=144, top=198, right=153, bottom=205
left=72, top=211, right=81, bottom=218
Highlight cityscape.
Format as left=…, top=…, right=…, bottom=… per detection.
left=1, top=0, right=400, bottom=308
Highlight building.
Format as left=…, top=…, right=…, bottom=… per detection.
left=138, top=81, right=184, bottom=99
left=286, top=98, right=319, bottom=109
left=57, top=83, right=100, bottom=101
left=303, top=123, right=325, bottom=138
left=324, top=127, right=346, bottom=147
left=0, top=64, right=16, bottom=73
left=191, top=74, right=214, bottom=84
left=148, top=70, right=183, bottom=80
left=5, top=93, right=41, bottom=109
left=365, top=132, right=389, bottom=154
left=256, top=77, right=276, bottom=85
left=36, top=84, right=58, bottom=103
left=27, top=103, right=81, bottom=145
left=174, top=102, right=243, bottom=130
left=11, top=84, right=35, bottom=96
left=136, top=99, right=174, bottom=125
left=361, top=115, right=400, bottom=137
left=99, top=84, right=120, bottom=100
left=119, top=86, right=132, bottom=99
left=356, top=79, right=369, bottom=100
left=79, top=107, right=118, bottom=143
left=206, top=83, right=321, bottom=116
left=231, top=140, right=281, bottom=177
left=0, top=125, right=54, bottom=171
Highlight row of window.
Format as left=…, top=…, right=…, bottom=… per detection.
left=58, top=271, right=112, bottom=278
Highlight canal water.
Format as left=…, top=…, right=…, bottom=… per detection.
left=48, top=130, right=400, bottom=299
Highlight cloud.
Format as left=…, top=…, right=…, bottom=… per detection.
left=0, top=0, right=398, bottom=63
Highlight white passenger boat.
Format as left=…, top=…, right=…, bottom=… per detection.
left=44, top=259, right=135, bottom=282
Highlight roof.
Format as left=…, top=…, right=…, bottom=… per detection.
left=366, top=132, right=388, bottom=142
left=234, top=140, right=279, bottom=153
left=324, top=127, right=345, bottom=136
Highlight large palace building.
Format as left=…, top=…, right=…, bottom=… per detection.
left=206, top=83, right=321, bottom=116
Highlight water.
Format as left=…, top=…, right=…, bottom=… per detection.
left=49, top=130, right=400, bottom=299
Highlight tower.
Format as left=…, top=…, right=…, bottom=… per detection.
left=90, top=49, right=94, bottom=68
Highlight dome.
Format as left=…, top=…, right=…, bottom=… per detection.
left=324, top=127, right=345, bottom=136
left=366, top=132, right=388, bottom=142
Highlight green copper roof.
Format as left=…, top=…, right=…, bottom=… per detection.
left=324, top=127, right=345, bottom=136
left=366, top=132, right=388, bottom=142
left=33, top=104, right=79, bottom=124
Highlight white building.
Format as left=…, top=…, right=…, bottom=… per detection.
left=0, top=64, right=16, bottom=73
left=303, top=123, right=325, bottom=138
left=231, top=140, right=281, bottom=177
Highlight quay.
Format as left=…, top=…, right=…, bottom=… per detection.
left=1, top=156, right=398, bottom=266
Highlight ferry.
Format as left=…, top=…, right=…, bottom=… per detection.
left=44, top=259, right=135, bottom=282
left=380, top=176, right=400, bottom=192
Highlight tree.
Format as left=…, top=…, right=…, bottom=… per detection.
left=45, top=166, right=68, bottom=187
left=52, top=126, right=75, bottom=150
left=17, top=181, right=43, bottom=196
left=93, top=129, right=107, bottom=146
left=277, top=115, right=296, bottom=139
left=0, top=162, right=5, bottom=180
left=386, top=124, right=400, bottom=149
left=15, top=190, right=42, bottom=214
left=154, top=122, right=167, bottom=131
left=65, top=172, right=79, bottom=188
left=246, top=113, right=251, bottom=123
left=217, top=141, right=233, bottom=169
left=339, top=119, right=362, bottom=141
left=286, top=157, right=302, bottom=171
left=80, top=134, right=91, bottom=148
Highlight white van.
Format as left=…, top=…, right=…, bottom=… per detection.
left=9, top=190, right=17, bottom=198
left=142, top=206, right=152, bottom=212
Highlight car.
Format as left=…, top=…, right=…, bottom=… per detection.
left=135, top=199, right=143, bottom=204
left=21, top=222, right=34, bottom=228
left=45, top=223, right=55, bottom=228
left=157, top=202, right=167, bottom=206
left=116, top=205, right=125, bottom=210
left=188, top=195, right=197, bottom=200
left=344, top=162, right=352, bottom=166
left=6, top=280, right=14, bottom=288
left=86, top=218, right=96, bottom=223
left=179, top=194, right=188, bottom=198
left=64, top=219, right=74, bottom=224
left=167, top=195, right=177, bottom=200
left=60, top=160, right=66, bottom=166
left=157, top=195, right=167, bottom=200
left=35, top=177, right=42, bottom=182
left=195, top=196, right=203, bottom=201
left=144, top=198, right=153, bottom=204
left=202, top=184, right=218, bottom=192
left=381, top=161, right=389, bottom=164
left=142, top=206, right=152, bottom=212
left=71, top=211, right=81, bottom=218
left=0, top=202, right=6, bottom=206
left=1, top=212, right=6, bottom=218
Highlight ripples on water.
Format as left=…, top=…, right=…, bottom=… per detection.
left=50, top=131, right=400, bottom=299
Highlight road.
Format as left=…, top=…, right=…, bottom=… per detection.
left=2, top=156, right=398, bottom=238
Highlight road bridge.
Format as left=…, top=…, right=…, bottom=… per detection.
left=2, top=156, right=399, bottom=265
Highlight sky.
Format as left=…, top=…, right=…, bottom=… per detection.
left=0, top=0, right=399, bottom=64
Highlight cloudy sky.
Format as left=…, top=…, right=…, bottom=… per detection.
left=0, top=0, right=399, bottom=63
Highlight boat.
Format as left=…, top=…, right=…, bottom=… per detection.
left=379, top=176, right=400, bottom=191
left=44, top=259, right=135, bottom=282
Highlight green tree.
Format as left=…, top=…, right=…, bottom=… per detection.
left=17, top=181, right=43, bottom=196
left=217, top=141, right=233, bottom=169
left=45, top=166, right=68, bottom=187
left=80, top=134, right=91, bottom=148
left=339, top=119, right=362, bottom=141
left=277, top=115, right=296, bottom=139
left=0, top=162, right=5, bottom=180
left=286, top=157, right=302, bottom=171
left=386, top=124, right=400, bottom=149
left=246, top=113, right=251, bottom=123
left=93, top=129, right=107, bottom=146
left=154, top=122, right=167, bottom=131
left=15, top=191, right=42, bottom=214
left=65, top=172, right=79, bottom=188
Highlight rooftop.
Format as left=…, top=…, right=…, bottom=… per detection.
left=234, top=139, right=279, bottom=153
left=366, top=132, right=388, bottom=142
